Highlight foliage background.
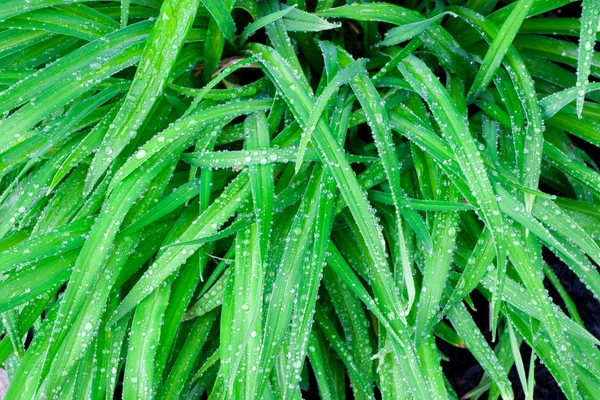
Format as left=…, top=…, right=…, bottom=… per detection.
left=1, top=0, right=600, bottom=399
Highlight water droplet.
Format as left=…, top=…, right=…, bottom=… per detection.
left=136, top=150, right=147, bottom=159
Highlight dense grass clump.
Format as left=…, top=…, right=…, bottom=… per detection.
left=1, top=0, right=600, bottom=398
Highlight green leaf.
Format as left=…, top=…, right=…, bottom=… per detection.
left=111, top=173, right=251, bottom=323
left=123, top=284, right=170, bottom=400
left=85, top=0, right=201, bottom=194
left=398, top=55, right=507, bottom=336
left=415, top=186, right=460, bottom=343
left=466, top=0, right=535, bottom=101
left=240, top=5, right=296, bottom=43
left=295, top=57, right=367, bottom=173
left=249, top=42, right=433, bottom=397
left=575, top=0, right=600, bottom=117
left=201, top=0, right=236, bottom=41
left=541, top=83, right=600, bottom=118
left=283, top=6, right=341, bottom=32
left=380, top=12, right=455, bottom=47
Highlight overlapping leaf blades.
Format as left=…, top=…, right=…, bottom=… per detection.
left=0, top=0, right=600, bottom=399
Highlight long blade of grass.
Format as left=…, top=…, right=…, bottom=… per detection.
left=398, top=55, right=507, bottom=336
left=575, top=0, right=600, bottom=117
left=466, top=0, right=535, bottom=101
left=85, top=0, right=201, bottom=194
